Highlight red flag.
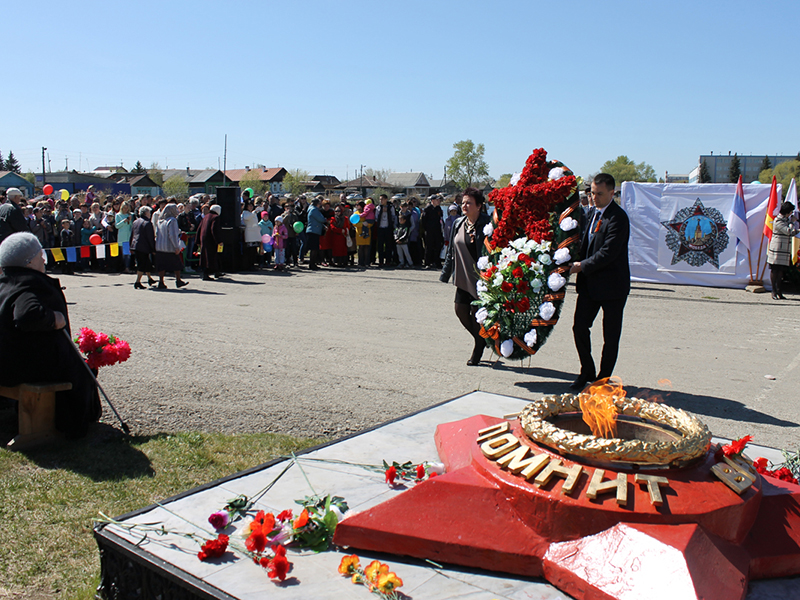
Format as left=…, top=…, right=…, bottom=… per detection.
left=763, top=175, right=779, bottom=240
left=80, top=245, right=90, bottom=258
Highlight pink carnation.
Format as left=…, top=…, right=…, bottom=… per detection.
left=208, top=511, right=230, bottom=530
left=113, top=340, right=131, bottom=363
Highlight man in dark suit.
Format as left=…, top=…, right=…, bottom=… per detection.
left=568, top=173, right=630, bottom=391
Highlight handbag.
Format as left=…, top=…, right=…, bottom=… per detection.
left=346, top=234, right=354, bottom=249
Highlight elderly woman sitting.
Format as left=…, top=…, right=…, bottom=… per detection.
left=0, top=233, right=101, bottom=439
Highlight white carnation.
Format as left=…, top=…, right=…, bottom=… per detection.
left=509, top=172, right=521, bottom=186
left=523, top=329, right=538, bottom=347
left=493, top=273, right=504, bottom=286
left=500, top=339, right=514, bottom=357
left=539, top=302, right=556, bottom=321
left=477, top=256, right=490, bottom=270
left=475, top=307, right=488, bottom=324
left=531, top=279, right=543, bottom=291
left=548, top=272, right=566, bottom=291
left=476, top=280, right=488, bottom=294
left=510, top=237, right=528, bottom=251
left=548, top=167, right=566, bottom=180
left=553, top=248, right=571, bottom=265
left=539, top=253, right=552, bottom=265
left=483, top=223, right=494, bottom=236
left=560, top=217, right=578, bottom=232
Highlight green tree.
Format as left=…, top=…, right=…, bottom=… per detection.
left=162, top=174, right=189, bottom=198
left=4, top=150, right=21, bottom=174
left=23, top=171, right=35, bottom=185
left=728, top=153, right=741, bottom=183
left=148, top=162, right=164, bottom=187
left=239, top=169, right=267, bottom=197
left=759, top=160, right=800, bottom=196
left=759, top=156, right=772, bottom=173
left=0, top=151, right=4, bottom=170
left=370, top=187, right=390, bottom=201
left=282, top=168, right=309, bottom=196
left=598, top=155, right=657, bottom=184
left=495, top=173, right=513, bottom=188
left=698, top=160, right=712, bottom=183
left=132, top=161, right=146, bottom=174
left=364, top=167, right=391, bottom=182
left=446, top=140, right=490, bottom=189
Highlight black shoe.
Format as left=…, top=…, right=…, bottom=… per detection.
left=157, top=283, right=167, bottom=289
left=779, top=294, right=787, bottom=300
left=148, top=278, right=157, bottom=285
left=133, top=282, right=145, bottom=289
left=203, top=275, right=214, bottom=281
left=772, top=293, right=780, bottom=300
left=176, top=280, right=189, bottom=288
left=569, top=375, right=596, bottom=391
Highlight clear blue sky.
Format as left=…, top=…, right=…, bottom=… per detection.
left=6, top=0, right=798, bottom=182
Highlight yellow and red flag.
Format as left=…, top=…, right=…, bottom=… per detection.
left=762, top=175, right=779, bottom=241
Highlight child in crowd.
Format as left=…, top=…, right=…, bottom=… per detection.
left=355, top=204, right=372, bottom=267
left=80, top=219, right=97, bottom=271
left=273, top=215, right=288, bottom=271
left=361, top=198, right=375, bottom=223
left=59, top=219, right=74, bottom=275
left=258, top=211, right=274, bottom=267
left=394, top=213, right=412, bottom=268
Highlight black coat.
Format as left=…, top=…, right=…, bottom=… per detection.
left=131, top=217, right=156, bottom=254
left=0, top=267, right=100, bottom=437
left=0, top=202, right=29, bottom=245
left=576, top=201, right=630, bottom=301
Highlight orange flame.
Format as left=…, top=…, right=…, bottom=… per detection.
left=578, top=377, right=626, bottom=438
left=657, top=378, right=672, bottom=388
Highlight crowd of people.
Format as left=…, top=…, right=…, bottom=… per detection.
left=0, top=186, right=462, bottom=287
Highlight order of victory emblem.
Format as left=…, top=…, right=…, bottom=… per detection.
left=661, top=199, right=729, bottom=268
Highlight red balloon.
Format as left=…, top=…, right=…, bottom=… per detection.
left=89, top=234, right=102, bottom=245
left=43, top=184, right=54, bottom=195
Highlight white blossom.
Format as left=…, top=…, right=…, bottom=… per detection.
left=427, top=462, right=446, bottom=475
left=539, top=253, right=552, bottom=265
left=500, top=339, right=514, bottom=357
left=509, top=172, right=522, bottom=186
left=477, top=256, right=490, bottom=270
left=553, top=247, right=571, bottom=265
left=475, top=307, right=488, bottom=324
left=531, top=279, right=543, bottom=291
left=548, top=272, right=566, bottom=291
left=510, top=237, right=528, bottom=251
left=539, top=301, right=556, bottom=321
left=476, top=280, right=488, bottom=294
left=548, top=167, right=566, bottom=180
left=560, top=216, right=578, bottom=232
left=483, top=223, right=494, bottom=236
left=493, top=273, right=504, bottom=286
left=523, top=329, right=538, bottom=347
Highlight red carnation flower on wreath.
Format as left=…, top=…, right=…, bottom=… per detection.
left=500, top=281, right=513, bottom=293
left=517, top=280, right=529, bottom=293
left=512, top=267, right=524, bottom=279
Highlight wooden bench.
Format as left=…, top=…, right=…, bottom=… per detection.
left=0, top=382, right=72, bottom=450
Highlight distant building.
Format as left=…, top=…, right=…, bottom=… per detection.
left=665, top=172, right=689, bottom=183
left=224, top=167, right=287, bottom=196
left=161, top=168, right=227, bottom=195
left=689, top=153, right=795, bottom=183
left=0, top=171, right=34, bottom=198
left=385, top=172, right=431, bottom=198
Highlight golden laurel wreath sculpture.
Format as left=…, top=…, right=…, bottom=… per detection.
left=520, top=393, right=712, bottom=465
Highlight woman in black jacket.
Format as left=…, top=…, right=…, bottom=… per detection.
left=440, top=188, right=491, bottom=365
left=0, top=232, right=101, bottom=439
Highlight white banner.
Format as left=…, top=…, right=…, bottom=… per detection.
left=622, top=183, right=776, bottom=288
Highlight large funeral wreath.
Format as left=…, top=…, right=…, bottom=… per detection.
left=476, top=148, right=582, bottom=361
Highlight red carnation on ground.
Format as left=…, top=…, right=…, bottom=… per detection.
left=246, top=530, right=267, bottom=553
left=415, top=464, right=425, bottom=479
left=267, top=554, right=290, bottom=581
left=276, top=509, right=293, bottom=522
left=197, top=534, right=229, bottom=561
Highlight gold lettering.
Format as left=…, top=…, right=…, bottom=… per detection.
left=534, top=459, right=583, bottom=496
left=476, top=421, right=510, bottom=443
left=635, top=474, right=669, bottom=506
left=480, top=433, right=520, bottom=459
left=586, top=469, right=628, bottom=506
left=495, top=445, right=551, bottom=480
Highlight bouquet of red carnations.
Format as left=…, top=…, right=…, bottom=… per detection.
left=75, top=327, right=131, bottom=370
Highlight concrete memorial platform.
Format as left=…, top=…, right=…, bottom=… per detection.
left=95, top=391, right=800, bottom=600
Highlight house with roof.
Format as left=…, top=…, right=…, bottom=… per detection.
left=224, top=167, right=287, bottom=196
left=33, top=171, right=128, bottom=195
left=0, top=171, right=35, bottom=198
left=161, top=169, right=227, bottom=195
left=385, top=172, right=431, bottom=198
left=108, top=173, right=161, bottom=197
left=334, top=175, right=392, bottom=198
left=429, top=178, right=460, bottom=198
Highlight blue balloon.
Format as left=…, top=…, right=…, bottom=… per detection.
left=349, top=213, right=361, bottom=225
left=751, top=180, right=761, bottom=185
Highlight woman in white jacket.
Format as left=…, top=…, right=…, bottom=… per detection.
left=242, top=198, right=262, bottom=270
left=155, top=203, right=189, bottom=289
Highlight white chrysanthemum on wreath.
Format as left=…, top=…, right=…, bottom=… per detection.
left=493, top=273, right=504, bottom=286
left=540, top=241, right=552, bottom=253
left=477, top=256, right=490, bottom=270
left=510, top=237, right=528, bottom=251
left=531, top=279, right=543, bottom=291
left=524, top=329, right=538, bottom=347
left=548, top=167, right=566, bottom=180
left=476, top=280, right=488, bottom=294
left=539, top=301, right=556, bottom=321
left=475, top=307, right=488, bottom=324
left=483, top=223, right=494, bottom=236
left=548, top=272, right=566, bottom=291
left=500, top=339, right=514, bottom=357
left=553, top=247, right=571, bottom=264
left=560, top=216, right=578, bottom=232
left=539, top=253, right=552, bottom=265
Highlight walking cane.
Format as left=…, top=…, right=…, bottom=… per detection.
left=62, top=329, right=131, bottom=435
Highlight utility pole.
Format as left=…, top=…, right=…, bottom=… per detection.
left=65, top=156, right=68, bottom=171
left=42, top=147, right=47, bottom=185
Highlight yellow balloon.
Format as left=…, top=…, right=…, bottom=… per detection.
left=60, top=189, right=69, bottom=201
